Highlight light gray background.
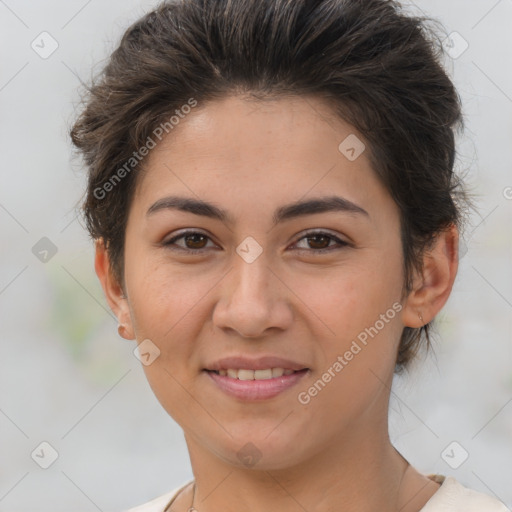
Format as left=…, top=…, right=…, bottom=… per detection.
left=1, top=1, right=511, bottom=510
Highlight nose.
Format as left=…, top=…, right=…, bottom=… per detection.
left=212, top=253, right=294, bottom=339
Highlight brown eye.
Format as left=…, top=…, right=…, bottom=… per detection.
left=163, top=231, right=216, bottom=253
left=163, top=230, right=348, bottom=254
left=183, top=233, right=208, bottom=249
left=305, top=234, right=331, bottom=250
left=293, top=231, right=349, bottom=253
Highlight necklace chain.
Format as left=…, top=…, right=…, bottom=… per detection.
left=188, top=482, right=196, bottom=511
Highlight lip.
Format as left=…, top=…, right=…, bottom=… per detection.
left=205, top=368, right=310, bottom=401
left=204, top=355, right=309, bottom=372
left=203, top=355, right=310, bottom=401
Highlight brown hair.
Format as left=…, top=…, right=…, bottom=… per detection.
left=70, top=0, right=473, bottom=373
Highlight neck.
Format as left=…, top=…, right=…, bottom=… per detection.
left=182, top=424, right=415, bottom=512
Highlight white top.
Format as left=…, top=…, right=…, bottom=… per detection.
left=124, top=475, right=510, bottom=512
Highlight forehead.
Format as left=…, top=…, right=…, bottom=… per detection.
left=132, top=94, right=396, bottom=224
left=146, top=94, right=356, bottom=162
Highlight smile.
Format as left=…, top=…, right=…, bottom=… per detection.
left=211, top=368, right=296, bottom=380
left=204, top=368, right=310, bottom=401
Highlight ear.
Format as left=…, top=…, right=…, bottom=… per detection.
left=94, top=238, right=135, bottom=340
left=401, top=224, right=459, bottom=328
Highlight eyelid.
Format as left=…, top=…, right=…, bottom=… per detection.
left=291, top=229, right=350, bottom=251
left=163, top=229, right=218, bottom=250
left=162, top=228, right=350, bottom=253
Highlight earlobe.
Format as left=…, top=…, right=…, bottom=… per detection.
left=401, top=224, right=459, bottom=328
left=94, top=238, right=135, bottom=340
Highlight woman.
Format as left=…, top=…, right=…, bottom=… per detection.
left=70, top=0, right=510, bottom=510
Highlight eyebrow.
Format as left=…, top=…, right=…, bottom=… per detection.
left=146, top=195, right=370, bottom=225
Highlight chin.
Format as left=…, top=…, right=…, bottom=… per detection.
left=208, top=426, right=312, bottom=471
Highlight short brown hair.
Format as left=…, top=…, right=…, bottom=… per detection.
left=70, top=0, right=473, bottom=373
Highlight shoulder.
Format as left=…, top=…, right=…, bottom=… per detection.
left=421, top=476, right=510, bottom=511
left=122, top=481, right=192, bottom=512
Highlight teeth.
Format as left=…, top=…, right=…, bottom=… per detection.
left=272, top=368, right=284, bottom=377
left=217, top=368, right=297, bottom=380
left=254, top=369, right=273, bottom=380
left=238, top=369, right=255, bottom=381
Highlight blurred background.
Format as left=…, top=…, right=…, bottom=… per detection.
left=0, top=0, right=511, bottom=510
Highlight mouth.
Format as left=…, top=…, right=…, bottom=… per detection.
left=206, top=367, right=307, bottom=380
left=203, top=356, right=310, bottom=400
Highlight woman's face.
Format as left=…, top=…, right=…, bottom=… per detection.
left=107, top=95, right=417, bottom=469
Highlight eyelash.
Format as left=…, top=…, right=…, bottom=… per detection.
left=162, top=230, right=349, bottom=254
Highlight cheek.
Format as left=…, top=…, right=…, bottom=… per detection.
left=125, top=259, right=224, bottom=385
left=126, top=263, right=212, bottom=425
left=126, top=250, right=207, bottom=327
left=290, top=249, right=405, bottom=407
left=289, top=254, right=403, bottom=340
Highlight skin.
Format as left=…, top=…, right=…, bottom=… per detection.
left=95, top=95, right=459, bottom=512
